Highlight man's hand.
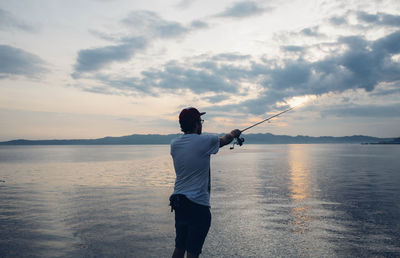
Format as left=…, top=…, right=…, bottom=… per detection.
left=219, top=129, right=242, bottom=147
left=231, top=129, right=241, bottom=139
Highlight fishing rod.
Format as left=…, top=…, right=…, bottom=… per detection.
left=230, top=106, right=296, bottom=149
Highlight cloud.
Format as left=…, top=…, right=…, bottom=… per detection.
left=215, top=1, right=268, bottom=18
left=175, top=0, right=196, bottom=9
left=321, top=103, right=400, bottom=118
left=329, top=11, right=400, bottom=29
left=92, top=73, right=155, bottom=96
left=268, top=60, right=311, bottom=90
left=190, top=20, right=209, bottom=29
left=75, top=25, right=400, bottom=117
left=329, top=16, right=348, bottom=25
left=357, top=11, right=400, bottom=27
left=370, top=83, right=400, bottom=96
left=140, top=60, right=242, bottom=94
left=214, top=30, right=400, bottom=114
left=73, top=37, right=148, bottom=76
left=300, top=26, right=324, bottom=37
left=203, top=94, right=230, bottom=103
left=121, top=10, right=189, bottom=39
left=0, top=45, right=47, bottom=79
left=0, top=8, right=34, bottom=32
left=210, top=52, right=251, bottom=61
left=73, top=11, right=199, bottom=76
left=81, top=55, right=252, bottom=97
left=281, top=46, right=305, bottom=53
left=88, top=29, right=122, bottom=42
left=373, top=30, right=400, bottom=54
left=278, top=26, right=325, bottom=42
left=263, top=31, right=400, bottom=94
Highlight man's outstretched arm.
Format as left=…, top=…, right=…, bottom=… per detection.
left=219, top=129, right=241, bottom=147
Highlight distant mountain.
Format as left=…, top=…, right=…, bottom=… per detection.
left=242, top=133, right=394, bottom=144
left=0, top=133, right=395, bottom=145
left=0, top=134, right=180, bottom=145
left=362, top=137, right=400, bottom=145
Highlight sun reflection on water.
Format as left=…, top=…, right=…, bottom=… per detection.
left=288, top=145, right=312, bottom=234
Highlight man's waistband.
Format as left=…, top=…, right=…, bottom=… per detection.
left=169, top=194, right=209, bottom=212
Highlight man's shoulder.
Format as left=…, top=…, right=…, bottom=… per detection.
left=170, top=134, right=183, bottom=145
left=199, top=134, right=219, bottom=140
left=170, top=134, right=193, bottom=145
left=197, top=134, right=220, bottom=149
left=171, top=134, right=218, bottom=143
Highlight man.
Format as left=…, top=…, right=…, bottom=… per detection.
left=169, top=107, right=241, bottom=258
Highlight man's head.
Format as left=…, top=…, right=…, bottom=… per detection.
left=179, top=107, right=205, bottom=134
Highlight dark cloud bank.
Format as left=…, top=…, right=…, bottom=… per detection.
left=77, top=30, right=400, bottom=114
left=0, top=9, right=46, bottom=79
left=0, top=45, right=47, bottom=79
left=330, top=10, right=400, bottom=28
left=214, top=0, right=269, bottom=18
left=72, top=37, right=148, bottom=76
left=73, top=10, right=400, bottom=116
left=73, top=1, right=268, bottom=77
left=73, top=10, right=200, bottom=78
left=322, top=102, right=400, bottom=118
left=0, top=8, right=34, bottom=32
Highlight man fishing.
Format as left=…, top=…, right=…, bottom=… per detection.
left=169, top=107, right=241, bottom=258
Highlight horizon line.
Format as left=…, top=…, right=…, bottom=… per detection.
left=0, top=132, right=396, bottom=143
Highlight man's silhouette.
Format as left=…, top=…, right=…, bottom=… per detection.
left=170, top=107, right=241, bottom=258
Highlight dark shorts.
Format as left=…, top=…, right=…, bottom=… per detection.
left=170, top=194, right=211, bottom=255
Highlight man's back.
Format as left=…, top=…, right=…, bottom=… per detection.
left=170, top=134, right=219, bottom=207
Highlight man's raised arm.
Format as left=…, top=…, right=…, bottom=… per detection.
left=219, top=129, right=241, bottom=147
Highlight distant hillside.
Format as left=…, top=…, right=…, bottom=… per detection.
left=0, top=134, right=180, bottom=145
left=242, top=133, right=393, bottom=144
left=0, top=133, right=394, bottom=145
left=362, top=137, right=400, bottom=145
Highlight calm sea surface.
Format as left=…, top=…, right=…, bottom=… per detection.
left=0, top=144, right=399, bottom=257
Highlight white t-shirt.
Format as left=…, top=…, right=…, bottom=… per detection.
left=170, top=134, right=220, bottom=207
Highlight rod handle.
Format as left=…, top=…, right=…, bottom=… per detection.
left=236, top=137, right=244, bottom=146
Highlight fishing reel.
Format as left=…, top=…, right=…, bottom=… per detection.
left=230, top=137, right=245, bottom=150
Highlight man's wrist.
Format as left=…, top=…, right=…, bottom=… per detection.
left=231, top=131, right=239, bottom=138
left=226, top=133, right=234, bottom=141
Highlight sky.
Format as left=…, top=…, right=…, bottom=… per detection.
left=0, top=0, right=399, bottom=140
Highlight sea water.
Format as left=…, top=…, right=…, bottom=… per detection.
left=0, top=144, right=399, bottom=257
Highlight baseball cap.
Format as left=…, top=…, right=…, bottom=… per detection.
left=179, top=107, right=206, bottom=123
